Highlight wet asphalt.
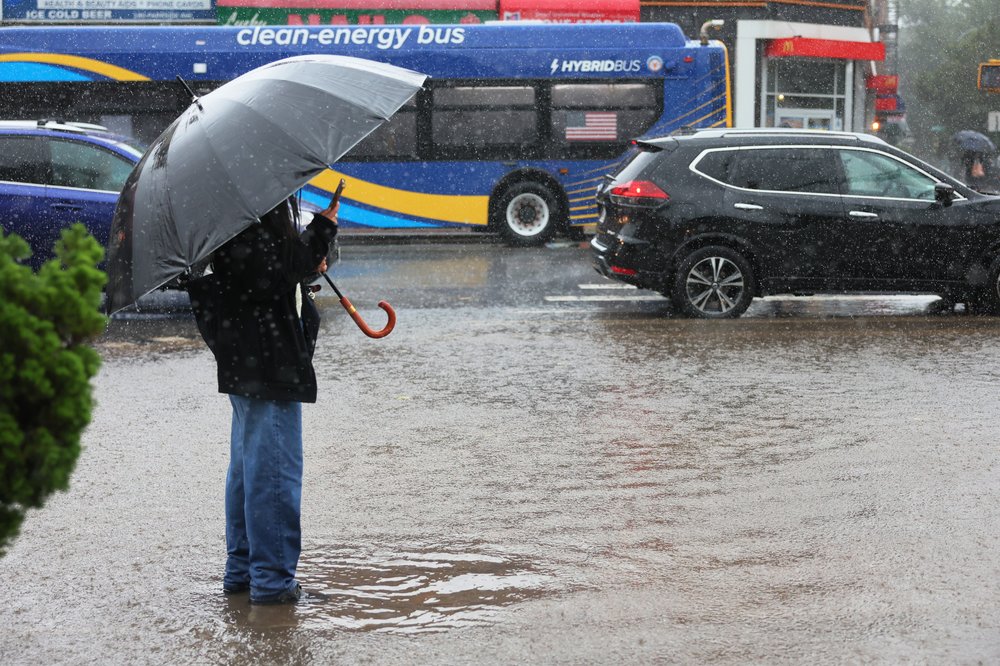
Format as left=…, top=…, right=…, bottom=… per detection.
left=2, top=239, right=1000, bottom=664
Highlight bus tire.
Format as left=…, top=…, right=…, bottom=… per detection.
left=495, top=182, right=561, bottom=246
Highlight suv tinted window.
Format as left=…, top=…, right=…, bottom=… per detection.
left=692, top=149, right=737, bottom=183
left=837, top=149, right=936, bottom=200
left=611, top=147, right=662, bottom=185
left=48, top=138, right=134, bottom=191
left=0, top=136, right=48, bottom=185
left=729, top=147, right=840, bottom=194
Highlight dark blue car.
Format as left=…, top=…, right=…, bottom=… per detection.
left=0, top=120, right=143, bottom=269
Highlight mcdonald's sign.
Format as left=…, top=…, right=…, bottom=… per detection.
left=765, top=37, right=885, bottom=61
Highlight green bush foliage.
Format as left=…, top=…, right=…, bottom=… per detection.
left=0, top=224, right=107, bottom=555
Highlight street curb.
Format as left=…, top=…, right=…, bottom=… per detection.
left=336, top=230, right=500, bottom=246
left=336, top=230, right=593, bottom=248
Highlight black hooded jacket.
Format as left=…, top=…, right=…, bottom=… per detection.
left=189, top=202, right=338, bottom=403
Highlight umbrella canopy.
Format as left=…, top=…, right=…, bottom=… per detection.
left=951, top=130, right=998, bottom=155
left=105, top=55, right=426, bottom=315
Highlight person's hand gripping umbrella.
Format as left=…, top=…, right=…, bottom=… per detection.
left=318, top=180, right=396, bottom=339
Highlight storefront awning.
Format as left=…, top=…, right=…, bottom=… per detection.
left=766, top=37, right=885, bottom=62
left=499, top=0, right=639, bottom=23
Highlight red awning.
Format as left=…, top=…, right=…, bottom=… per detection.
left=766, top=37, right=885, bottom=62
left=499, top=0, right=639, bottom=23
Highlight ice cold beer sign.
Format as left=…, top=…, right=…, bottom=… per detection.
left=4, top=0, right=214, bottom=22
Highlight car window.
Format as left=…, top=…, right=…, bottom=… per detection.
left=48, top=138, right=134, bottom=192
left=729, top=147, right=840, bottom=194
left=692, top=149, right=738, bottom=183
left=612, top=148, right=661, bottom=185
left=0, top=136, right=49, bottom=185
left=837, top=149, right=936, bottom=200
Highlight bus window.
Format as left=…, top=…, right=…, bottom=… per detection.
left=430, top=84, right=538, bottom=158
left=348, top=97, right=418, bottom=160
left=550, top=82, right=661, bottom=157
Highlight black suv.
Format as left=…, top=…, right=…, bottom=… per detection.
left=592, top=128, right=1000, bottom=318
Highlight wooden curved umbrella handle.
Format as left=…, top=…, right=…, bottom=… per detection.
left=339, top=296, right=396, bottom=339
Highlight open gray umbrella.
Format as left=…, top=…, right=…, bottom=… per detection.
left=104, top=54, right=426, bottom=315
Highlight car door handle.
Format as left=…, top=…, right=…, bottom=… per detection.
left=733, top=203, right=763, bottom=211
left=849, top=210, right=879, bottom=219
left=51, top=203, right=83, bottom=211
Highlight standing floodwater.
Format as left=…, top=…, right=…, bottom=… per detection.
left=3, top=243, right=999, bottom=664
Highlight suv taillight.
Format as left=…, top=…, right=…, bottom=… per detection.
left=609, top=180, right=669, bottom=207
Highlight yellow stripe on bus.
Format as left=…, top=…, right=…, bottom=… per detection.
left=0, top=53, right=150, bottom=81
left=313, top=170, right=490, bottom=225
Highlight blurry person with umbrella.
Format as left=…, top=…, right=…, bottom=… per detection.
left=105, top=55, right=425, bottom=604
left=951, top=130, right=999, bottom=193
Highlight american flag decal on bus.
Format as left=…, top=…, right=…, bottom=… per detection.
left=565, top=112, right=617, bottom=141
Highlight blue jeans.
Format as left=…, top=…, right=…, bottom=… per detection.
left=225, top=395, right=303, bottom=601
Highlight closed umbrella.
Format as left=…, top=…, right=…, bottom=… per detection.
left=104, top=54, right=426, bottom=315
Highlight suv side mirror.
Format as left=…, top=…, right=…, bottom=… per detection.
left=934, top=182, right=955, bottom=207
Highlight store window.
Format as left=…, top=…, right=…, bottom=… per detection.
left=762, top=58, right=848, bottom=131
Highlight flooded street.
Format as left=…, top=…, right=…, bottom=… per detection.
left=4, top=241, right=1000, bottom=663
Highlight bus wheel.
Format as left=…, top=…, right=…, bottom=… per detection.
left=496, top=182, right=560, bottom=246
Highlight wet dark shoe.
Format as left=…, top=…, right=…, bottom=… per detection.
left=223, top=582, right=250, bottom=595
left=250, top=582, right=302, bottom=605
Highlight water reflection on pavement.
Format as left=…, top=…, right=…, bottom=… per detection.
left=3, top=244, right=1000, bottom=663
left=223, top=546, right=552, bottom=634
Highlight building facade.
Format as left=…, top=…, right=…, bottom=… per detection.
left=643, top=0, right=896, bottom=133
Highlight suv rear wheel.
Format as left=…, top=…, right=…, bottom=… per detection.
left=672, top=246, right=755, bottom=318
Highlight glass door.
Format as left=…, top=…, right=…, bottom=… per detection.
left=761, top=58, right=847, bottom=131
left=774, top=108, right=836, bottom=130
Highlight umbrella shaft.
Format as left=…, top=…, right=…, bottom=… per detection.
left=321, top=272, right=344, bottom=298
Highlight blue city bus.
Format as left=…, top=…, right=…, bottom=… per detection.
left=0, top=23, right=730, bottom=244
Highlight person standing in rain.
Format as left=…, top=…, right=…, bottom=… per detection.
left=189, top=194, right=339, bottom=604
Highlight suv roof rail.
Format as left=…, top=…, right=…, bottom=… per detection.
left=687, top=127, right=888, bottom=145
